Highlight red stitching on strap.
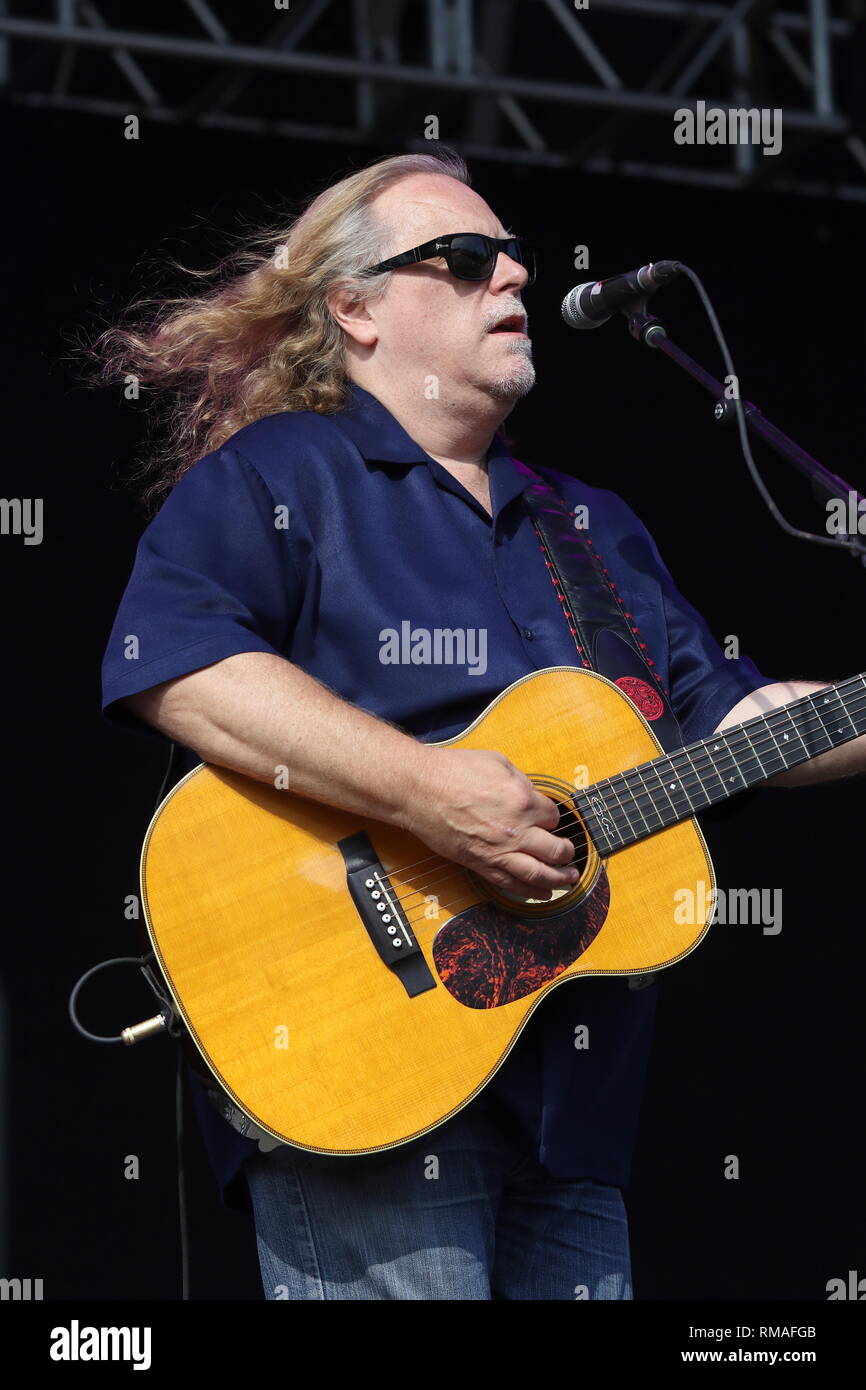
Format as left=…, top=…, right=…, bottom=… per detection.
left=531, top=522, right=672, bottom=693
left=589, top=538, right=671, bottom=698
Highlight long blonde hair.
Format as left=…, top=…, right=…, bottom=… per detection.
left=92, top=148, right=471, bottom=510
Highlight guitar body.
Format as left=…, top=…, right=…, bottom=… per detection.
left=141, top=666, right=714, bottom=1155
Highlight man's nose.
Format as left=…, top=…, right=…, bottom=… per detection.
left=491, top=251, right=529, bottom=292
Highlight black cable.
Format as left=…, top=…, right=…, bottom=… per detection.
left=72, top=737, right=191, bottom=1297
left=153, top=740, right=192, bottom=1302
left=156, top=742, right=193, bottom=1301
left=676, top=262, right=865, bottom=557
left=68, top=957, right=154, bottom=1043
left=176, top=1044, right=190, bottom=1302
left=154, top=738, right=181, bottom=807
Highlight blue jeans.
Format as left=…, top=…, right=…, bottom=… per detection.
left=242, top=1097, right=632, bottom=1300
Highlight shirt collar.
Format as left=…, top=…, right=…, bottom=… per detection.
left=336, top=380, right=533, bottom=518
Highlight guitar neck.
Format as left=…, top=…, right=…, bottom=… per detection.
left=577, top=673, right=866, bottom=855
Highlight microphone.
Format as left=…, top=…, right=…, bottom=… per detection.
left=562, top=260, right=681, bottom=330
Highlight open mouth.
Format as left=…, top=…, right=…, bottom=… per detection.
left=489, top=315, right=527, bottom=335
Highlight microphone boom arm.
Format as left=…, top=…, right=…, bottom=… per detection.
left=625, top=305, right=866, bottom=565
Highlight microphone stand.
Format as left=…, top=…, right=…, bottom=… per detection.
left=624, top=307, right=866, bottom=566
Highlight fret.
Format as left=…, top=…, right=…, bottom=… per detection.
left=667, top=751, right=701, bottom=813
left=758, top=709, right=798, bottom=772
left=621, top=767, right=665, bottom=831
left=618, top=777, right=655, bottom=836
left=639, top=759, right=682, bottom=824
left=666, top=759, right=696, bottom=818
left=592, top=781, right=630, bottom=846
left=839, top=674, right=866, bottom=735
left=774, top=703, right=810, bottom=764
left=648, top=754, right=693, bottom=817
left=672, top=746, right=713, bottom=810
left=697, top=734, right=749, bottom=795
left=575, top=673, right=866, bottom=857
left=850, top=676, right=866, bottom=734
left=830, top=686, right=859, bottom=739
left=728, top=723, right=769, bottom=788
left=750, top=717, right=806, bottom=783
left=742, top=719, right=773, bottom=781
left=604, top=776, right=647, bottom=841
left=691, top=738, right=730, bottom=800
left=799, top=692, right=835, bottom=757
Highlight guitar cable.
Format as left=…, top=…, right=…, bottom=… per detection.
left=69, top=739, right=192, bottom=1300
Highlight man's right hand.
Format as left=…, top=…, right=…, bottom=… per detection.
left=398, top=746, right=581, bottom=900
left=121, top=656, right=581, bottom=901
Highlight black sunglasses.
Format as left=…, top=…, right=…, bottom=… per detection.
left=363, top=233, right=536, bottom=285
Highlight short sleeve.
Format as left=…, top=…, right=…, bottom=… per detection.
left=100, top=445, right=301, bottom=737
left=638, top=518, right=773, bottom=742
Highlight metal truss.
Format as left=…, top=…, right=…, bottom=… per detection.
left=1, top=0, right=864, bottom=200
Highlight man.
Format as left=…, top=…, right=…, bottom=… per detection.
left=100, top=148, right=864, bottom=1300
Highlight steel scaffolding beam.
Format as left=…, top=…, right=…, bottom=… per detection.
left=1, top=1, right=863, bottom=201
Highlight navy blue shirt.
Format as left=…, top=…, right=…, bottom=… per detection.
left=100, top=381, right=770, bottom=1211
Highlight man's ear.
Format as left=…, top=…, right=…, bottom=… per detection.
left=326, top=287, right=378, bottom=348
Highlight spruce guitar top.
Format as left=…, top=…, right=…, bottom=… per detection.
left=139, top=666, right=866, bottom=1156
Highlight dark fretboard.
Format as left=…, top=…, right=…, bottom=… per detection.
left=575, top=674, right=866, bottom=856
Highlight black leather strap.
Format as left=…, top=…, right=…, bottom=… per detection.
left=522, top=470, right=684, bottom=755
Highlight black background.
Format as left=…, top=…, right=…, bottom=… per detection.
left=3, top=12, right=866, bottom=1302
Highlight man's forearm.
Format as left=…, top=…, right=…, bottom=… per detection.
left=715, top=679, right=866, bottom=787
left=120, top=650, right=432, bottom=826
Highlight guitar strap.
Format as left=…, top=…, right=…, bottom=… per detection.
left=520, top=467, right=684, bottom=755
left=521, top=468, right=677, bottom=993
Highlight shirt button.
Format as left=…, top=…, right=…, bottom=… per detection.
left=523, top=628, right=534, bottom=640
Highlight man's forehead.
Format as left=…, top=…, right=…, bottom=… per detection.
left=379, top=182, right=505, bottom=240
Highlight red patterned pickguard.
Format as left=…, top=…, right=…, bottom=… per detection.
left=431, top=870, right=611, bottom=1009
left=615, top=676, right=664, bottom=721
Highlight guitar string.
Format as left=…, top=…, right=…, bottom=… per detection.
left=558, top=688, right=866, bottom=835
left=384, top=691, right=866, bottom=889
left=388, top=684, right=863, bottom=922
left=382, top=694, right=866, bottom=925
left=369, top=693, right=866, bottom=919
left=381, top=693, right=866, bottom=915
left=385, top=748, right=866, bottom=928
left=380, top=680, right=866, bottom=891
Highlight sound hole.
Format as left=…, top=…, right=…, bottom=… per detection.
left=494, top=793, right=591, bottom=910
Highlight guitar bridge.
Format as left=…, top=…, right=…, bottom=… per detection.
left=337, top=832, right=436, bottom=998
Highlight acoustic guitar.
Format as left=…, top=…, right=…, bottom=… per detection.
left=139, top=665, right=865, bottom=1155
